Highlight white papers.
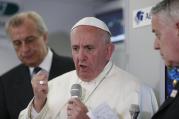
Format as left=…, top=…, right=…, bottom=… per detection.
left=87, top=103, right=119, bottom=119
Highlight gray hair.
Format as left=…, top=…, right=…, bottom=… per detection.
left=93, top=28, right=111, bottom=44
left=103, top=32, right=111, bottom=44
left=151, top=0, right=179, bottom=22
left=5, top=11, right=48, bottom=36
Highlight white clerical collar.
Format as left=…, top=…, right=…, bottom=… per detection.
left=29, top=48, right=53, bottom=75
left=79, top=61, right=113, bottom=85
left=78, top=61, right=113, bottom=102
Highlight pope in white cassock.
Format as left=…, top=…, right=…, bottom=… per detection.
left=19, top=17, right=158, bottom=119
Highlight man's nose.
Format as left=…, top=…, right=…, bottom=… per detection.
left=21, top=42, right=29, bottom=52
left=154, top=39, right=160, bottom=50
left=78, top=49, right=87, bottom=61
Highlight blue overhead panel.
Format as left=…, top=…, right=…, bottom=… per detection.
left=0, top=1, right=19, bottom=16
left=96, top=8, right=124, bottom=43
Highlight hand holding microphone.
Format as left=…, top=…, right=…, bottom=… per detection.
left=67, top=84, right=89, bottom=119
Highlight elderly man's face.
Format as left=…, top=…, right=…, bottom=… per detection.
left=152, top=15, right=179, bottom=66
left=9, top=18, right=48, bottom=67
left=71, top=26, right=113, bottom=81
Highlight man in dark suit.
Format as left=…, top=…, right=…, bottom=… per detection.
left=0, top=11, right=75, bottom=119
left=151, top=0, right=179, bottom=118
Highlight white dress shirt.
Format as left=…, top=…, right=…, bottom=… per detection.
left=29, top=48, right=53, bottom=76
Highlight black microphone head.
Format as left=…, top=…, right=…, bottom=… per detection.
left=129, top=104, right=140, bottom=119
left=70, top=84, right=82, bottom=98
left=129, top=104, right=140, bottom=113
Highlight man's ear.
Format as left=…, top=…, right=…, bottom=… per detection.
left=43, top=32, right=48, bottom=44
left=176, top=22, right=179, bottom=28
left=106, top=43, right=115, bottom=60
left=176, top=22, right=179, bottom=37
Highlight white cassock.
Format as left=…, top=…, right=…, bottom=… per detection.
left=19, top=61, right=158, bottom=119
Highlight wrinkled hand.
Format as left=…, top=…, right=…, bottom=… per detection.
left=31, top=70, right=48, bottom=112
left=67, top=98, right=90, bottom=119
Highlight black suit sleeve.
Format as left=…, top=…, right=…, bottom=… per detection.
left=0, top=77, right=10, bottom=119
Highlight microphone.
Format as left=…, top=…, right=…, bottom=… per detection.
left=70, top=84, right=82, bottom=99
left=129, top=104, right=140, bottom=119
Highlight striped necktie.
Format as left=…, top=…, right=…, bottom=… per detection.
left=33, top=67, right=42, bottom=75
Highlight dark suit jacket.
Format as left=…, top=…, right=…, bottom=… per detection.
left=152, top=84, right=179, bottom=119
left=0, top=52, right=75, bottom=119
